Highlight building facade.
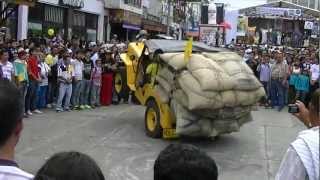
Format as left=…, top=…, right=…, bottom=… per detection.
left=268, top=0, right=320, bottom=10
left=3, top=0, right=104, bottom=41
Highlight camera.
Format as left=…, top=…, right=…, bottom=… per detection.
left=288, top=104, right=299, bottom=113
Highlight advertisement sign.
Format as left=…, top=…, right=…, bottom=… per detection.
left=237, top=16, right=248, bottom=36
left=199, top=25, right=218, bottom=46
left=59, top=0, right=84, bottom=8
left=304, top=21, right=314, bottom=30
left=256, top=7, right=302, bottom=17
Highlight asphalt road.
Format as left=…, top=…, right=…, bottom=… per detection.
left=16, top=104, right=304, bottom=180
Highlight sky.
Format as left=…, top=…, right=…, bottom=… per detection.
left=213, top=0, right=267, bottom=10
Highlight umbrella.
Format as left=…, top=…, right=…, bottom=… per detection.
left=219, top=21, right=232, bottom=30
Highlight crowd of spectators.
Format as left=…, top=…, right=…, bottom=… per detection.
left=236, top=45, right=319, bottom=111
left=0, top=36, right=127, bottom=117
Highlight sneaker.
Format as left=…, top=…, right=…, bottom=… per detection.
left=65, top=108, right=71, bottom=112
left=91, top=105, right=96, bottom=109
left=27, top=110, right=33, bottom=116
left=23, top=113, right=29, bottom=118
left=73, top=106, right=79, bottom=110
left=33, top=109, right=43, bottom=114
left=85, top=105, right=91, bottom=109
left=46, top=104, right=52, bottom=108
left=56, top=108, right=64, bottom=113
left=80, top=105, right=85, bottom=110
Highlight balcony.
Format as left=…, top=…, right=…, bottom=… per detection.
left=105, top=0, right=143, bottom=15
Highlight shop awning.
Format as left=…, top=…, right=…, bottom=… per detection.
left=123, top=23, right=141, bottom=31
left=239, top=1, right=320, bottom=19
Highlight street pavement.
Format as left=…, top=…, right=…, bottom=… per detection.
left=16, top=104, right=305, bottom=180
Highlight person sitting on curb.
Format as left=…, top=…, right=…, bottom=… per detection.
left=0, top=79, right=33, bottom=180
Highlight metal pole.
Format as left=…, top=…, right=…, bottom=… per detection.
left=166, top=0, right=171, bottom=35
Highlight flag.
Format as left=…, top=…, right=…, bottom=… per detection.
left=184, top=37, right=193, bottom=63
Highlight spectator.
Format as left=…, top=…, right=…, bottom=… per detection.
left=154, top=144, right=218, bottom=180
left=0, top=79, right=34, bottom=180
left=0, top=64, right=3, bottom=78
left=56, top=51, right=74, bottom=112
left=37, top=52, right=50, bottom=109
left=257, top=52, right=271, bottom=107
left=309, top=55, right=319, bottom=94
left=25, top=47, right=42, bottom=115
left=90, top=59, right=102, bottom=108
left=81, top=51, right=93, bottom=110
left=0, top=49, right=14, bottom=81
left=276, top=89, right=319, bottom=180
left=90, top=43, right=99, bottom=67
left=34, top=151, right=104, bottom=180
left=46, top=46, right=59, bottom=108
left=71, top=49, right=85, bottom=110
left=288, top=60, right=301, bottom=104
left=295, top=70, right=310, bottom=104
left=14, top=50, right=29, bottom=118
left=270, top=51, right=288, bottom=111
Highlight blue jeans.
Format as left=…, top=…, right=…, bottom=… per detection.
left=56, top=83, right=72, bottom=110
left=18, top=82, right=28, bottom=113
left=72, top=80, right=84, bottom=106
left=25, top=80, right=39, bottom=112
left=270, top=79, right=285, bottom=108
left=91, top=84, right=101, bottom=106
left=81, top=80, right=91, bottom=105
left=47, top=81, right=58, bottom=105
left=37, top=85, right=48, bottom=109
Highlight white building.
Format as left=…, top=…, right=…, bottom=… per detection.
left=268, top=0, right=320, bottom=10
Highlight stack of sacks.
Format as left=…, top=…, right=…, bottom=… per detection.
left=156, top=52, right=265, bottom=137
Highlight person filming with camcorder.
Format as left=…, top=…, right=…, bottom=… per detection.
left=276, top=89, right=320, bottom=180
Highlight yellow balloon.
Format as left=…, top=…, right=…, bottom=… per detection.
left=48, top=29, right=54, bottom=36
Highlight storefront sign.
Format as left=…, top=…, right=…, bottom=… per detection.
left=60, top=0, right=84, bottom=8
left=304, top=21, right=314, bottom=30
left=256, top=7, right=302, bottom=17
left=199, top=25, right=218, bottom=46
left=110, top=9, right=142, bottom=26
left=4, top=0, right=37, bottom=6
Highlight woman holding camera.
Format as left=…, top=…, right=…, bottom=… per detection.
left=276, top=89, right=319, bottom=180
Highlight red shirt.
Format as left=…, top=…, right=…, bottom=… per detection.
left=27, top=56, right=40, bottom=80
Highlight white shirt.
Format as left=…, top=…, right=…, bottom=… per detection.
left=0, top=166, right=33, bottom=180
left=0, top=61, right=14, bottom=81
left=71, top=59, right=84, bottom=81
left=310, top=64, right=319, bottom=81
left=39, top=62, right=50, bottom=86
left=90, top=53, right=99, bottom=67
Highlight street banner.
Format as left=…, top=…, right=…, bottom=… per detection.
left=256, top=7, right=302, bottom=17
left=237, top=16, right=248, bottom=36
left=208, top=3, right=216, bottom=24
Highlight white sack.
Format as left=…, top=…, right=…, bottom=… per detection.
left=160, top=53, right=186, bottom=71
left=156, top=76, right=172, bottom=94
left=154, top=85, right=169, bottom=103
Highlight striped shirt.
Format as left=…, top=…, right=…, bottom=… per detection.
left=0, top=61, right=14, bottom=81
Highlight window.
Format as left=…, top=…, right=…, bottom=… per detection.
left=309, top=0, right=315, bottom=9
left=298, top=0, right=308, bottom=7
left=123, top=0, right=141, bottom=8
left=292, top=0, right=298, bottom=4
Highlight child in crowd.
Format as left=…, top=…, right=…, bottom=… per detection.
left=71, top=50, right=85, bottom=110
left=90, top=59, right=102, bottom=108
left=56, top=51, right=74, bottom=112
left=295, top=70, right=310, bottom=104
left=37, top=52, right=51, bottom=110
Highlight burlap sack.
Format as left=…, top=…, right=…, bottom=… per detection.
left=235, top=87, right=266, bottom=106
left=202, top=52, right=242, bottom=62
left=172, top=89, right=189, bottom=108
left=154, top=85, right=169, bottom=104
left=160, top=53, right=186, bottom=71
left=187, top=55, right=235, bottom=91
left=221, top=91, right=237, bottom=107
left=158, top=67, right=175, bottom=87
left=156, top=76, right=172, bottom=94
left=178, top=71, right=223, bottom=110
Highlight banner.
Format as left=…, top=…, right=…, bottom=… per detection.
left=256, top=7, right=302, bottom=17
left=208, top=3, right=216, bottom=24
left=199, top=26, right=218, bottom=46
left=237, top=16, right=248, bottom=36
left=304, top=21, right=314, bottom=30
